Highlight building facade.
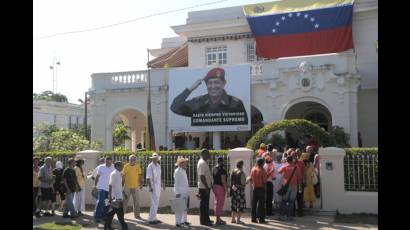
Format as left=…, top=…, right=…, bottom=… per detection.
left=90, top=0, right=377, bottom=151
left=33, top=100, right=89, bottom=131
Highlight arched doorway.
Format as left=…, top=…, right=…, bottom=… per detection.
left=284, top=101, right=332, bottom=131
left=111, top=108, right=146, bottom=151
left=283, top=101, right=332, bottom=148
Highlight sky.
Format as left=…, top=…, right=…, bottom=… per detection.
left=33, top=0, right=269, bottom=104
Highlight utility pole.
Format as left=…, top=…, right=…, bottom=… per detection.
left=49, top=56, right=60, bottom=93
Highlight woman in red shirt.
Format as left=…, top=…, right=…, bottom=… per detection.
left=277, top=155, right=301, bottom=221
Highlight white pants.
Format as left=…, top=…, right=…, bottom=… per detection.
left=73, top=189, right=85, bottom=212
left=175, top=193, right=188, bottom=225
left=149, top=187, right=161, bottom=221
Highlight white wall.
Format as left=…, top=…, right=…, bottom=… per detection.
left=357, top=89, right=378, bottom=147
left=320, top=147, right=378, bottom=214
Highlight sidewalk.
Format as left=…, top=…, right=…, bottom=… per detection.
left=33, top=210, right=377, bottom=230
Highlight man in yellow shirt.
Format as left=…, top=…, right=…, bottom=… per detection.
left=122, top=154, right=143, bottom=219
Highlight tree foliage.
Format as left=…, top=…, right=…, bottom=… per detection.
left=33, top=90, right=68, bottom=103
left=112, top=121, right=130, bottom=147
left=33, top=123, right=101, bottom=152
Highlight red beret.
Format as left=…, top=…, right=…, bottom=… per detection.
left=204, top=68, right=225, bottom=82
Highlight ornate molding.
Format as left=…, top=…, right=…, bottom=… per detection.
left=188, top=32, right=253, bottom=43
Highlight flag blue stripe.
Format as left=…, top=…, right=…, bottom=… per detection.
left=246, top=4, right=353, bottom=36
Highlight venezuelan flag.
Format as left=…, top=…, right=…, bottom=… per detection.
left=243, top=0, right=354, bottom=59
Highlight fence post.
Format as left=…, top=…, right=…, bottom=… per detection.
left=77, top=149, right=101, bottom=206
left=228, top=147, right=254, bottom=208
left=320, top=147, right=345, bottom=212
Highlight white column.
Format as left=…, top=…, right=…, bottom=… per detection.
left=228, top=148, right=254, bottom=209
left=213, top=131, right=221, bottom=150
left=320, top=147, right=345, bottom=212
left=131, top=129, right=137, bottom=152
left=105, top=126, right=113, bottom=151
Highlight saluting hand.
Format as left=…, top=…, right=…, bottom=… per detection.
left=188, top=78, right=202, bottom=92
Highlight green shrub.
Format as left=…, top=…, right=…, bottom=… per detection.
left=246, top=119, right=332, bottom=150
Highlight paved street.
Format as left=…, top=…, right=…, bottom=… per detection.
left=33, top=210, right=377, bottom=230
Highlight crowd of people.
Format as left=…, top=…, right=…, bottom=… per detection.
left=33, top=143, right=320, bottom=229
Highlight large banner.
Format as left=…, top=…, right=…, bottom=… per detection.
left=168, top=65, right=251, bottom=132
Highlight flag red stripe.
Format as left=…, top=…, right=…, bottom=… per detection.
left=255, top=26, right=353, bottom=59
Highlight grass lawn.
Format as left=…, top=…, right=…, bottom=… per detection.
left=33, top=222, right=82, bottom=230
left=334, top=213, right=378, bottom=225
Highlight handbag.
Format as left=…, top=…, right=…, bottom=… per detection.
left=312, top=170, right=318, bottom=185
left=277, top=165, right=297, bottom=196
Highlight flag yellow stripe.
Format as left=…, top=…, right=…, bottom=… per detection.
left=243, top=0, right=354, bottom=16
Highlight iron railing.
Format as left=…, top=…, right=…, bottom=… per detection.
left=344, top=153, right=378, bottom=192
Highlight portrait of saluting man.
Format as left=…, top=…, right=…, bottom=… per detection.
left=170, top=67, right=248, bottom=126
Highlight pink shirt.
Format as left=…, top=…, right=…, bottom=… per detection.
left=278, top=163, right=302, bottom=187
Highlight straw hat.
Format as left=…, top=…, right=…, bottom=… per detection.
left=175, top=157, right=189, bottom=166
left=300, top=152, right=310, bottom=161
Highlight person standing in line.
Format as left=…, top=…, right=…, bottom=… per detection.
left=53, top=161, right=65, bottom=211
left=173, top=157, right=190, bottom=227
left=197, top=149, right=214, bottom=226
left=249, top=158, right=268, bottom=224
left=62, top=158, right=79, bottom=219
left=212, top=156, right=227, bottom=225
left=33, top=157, right=42, bottom=218
left=94, top=156, right=115, bottom=223
left=273, top=155, right=284, bottom=209
left=230, top=160, right=247, bottom=224
left=278, top=155, right=302, bottom=221
left=104, top=161, right=129, bottom=230
left=301, top=152, right=316, bottom=208
left=313, top=151, right=321, bottom=198
left=73, top=156, right=86, bottom=216
left=146, top=152, right=165, bottom=225
left=122, top=154, right=143, bottom=219
left=263, top=154, right=275, bottom=216
left=39, top=157, right=55, bottom=216
left=291, top=151, right=305, bottom=217
left=257, top=143, right=267, bottom=157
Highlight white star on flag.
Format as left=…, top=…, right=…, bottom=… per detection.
left=304, top=14, right=309, bottom=18
left=315, top=24, right=319, bottom=28
left=275, top=21, right=280, bottom=26
left=281, top=16, right=285, bottom=20
left=288, top=13, right=292, bottom=17
left=296, top=12, right=301, bottom=16
left=272, top=29, right=276, bottom=33
left=310, top=17, right=315, bottom=22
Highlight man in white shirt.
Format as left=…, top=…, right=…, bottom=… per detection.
left=94, top=156, right=115, bottom=222
left=105, top=161, right=129, bottom=230
left=146, top=152, right=165, bottom=224
left=174, top=157, right=190, bottom=227
left=197, top=149, right=213, bottom=226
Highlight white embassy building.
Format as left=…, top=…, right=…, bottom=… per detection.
left=90, top=0, right=377, bottom=151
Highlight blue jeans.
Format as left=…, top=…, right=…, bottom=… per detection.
left=63, top=192, right=76, bottom=216
left=94, top=189, right=109, bottom=220
left=279, top=185, right=297, bottom=219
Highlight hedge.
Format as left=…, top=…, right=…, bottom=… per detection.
left=345, top=148, right=378, bottom=156
left=33, top=150, right=228, bottom=157
left=246, top=119, right=332, bottom=150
